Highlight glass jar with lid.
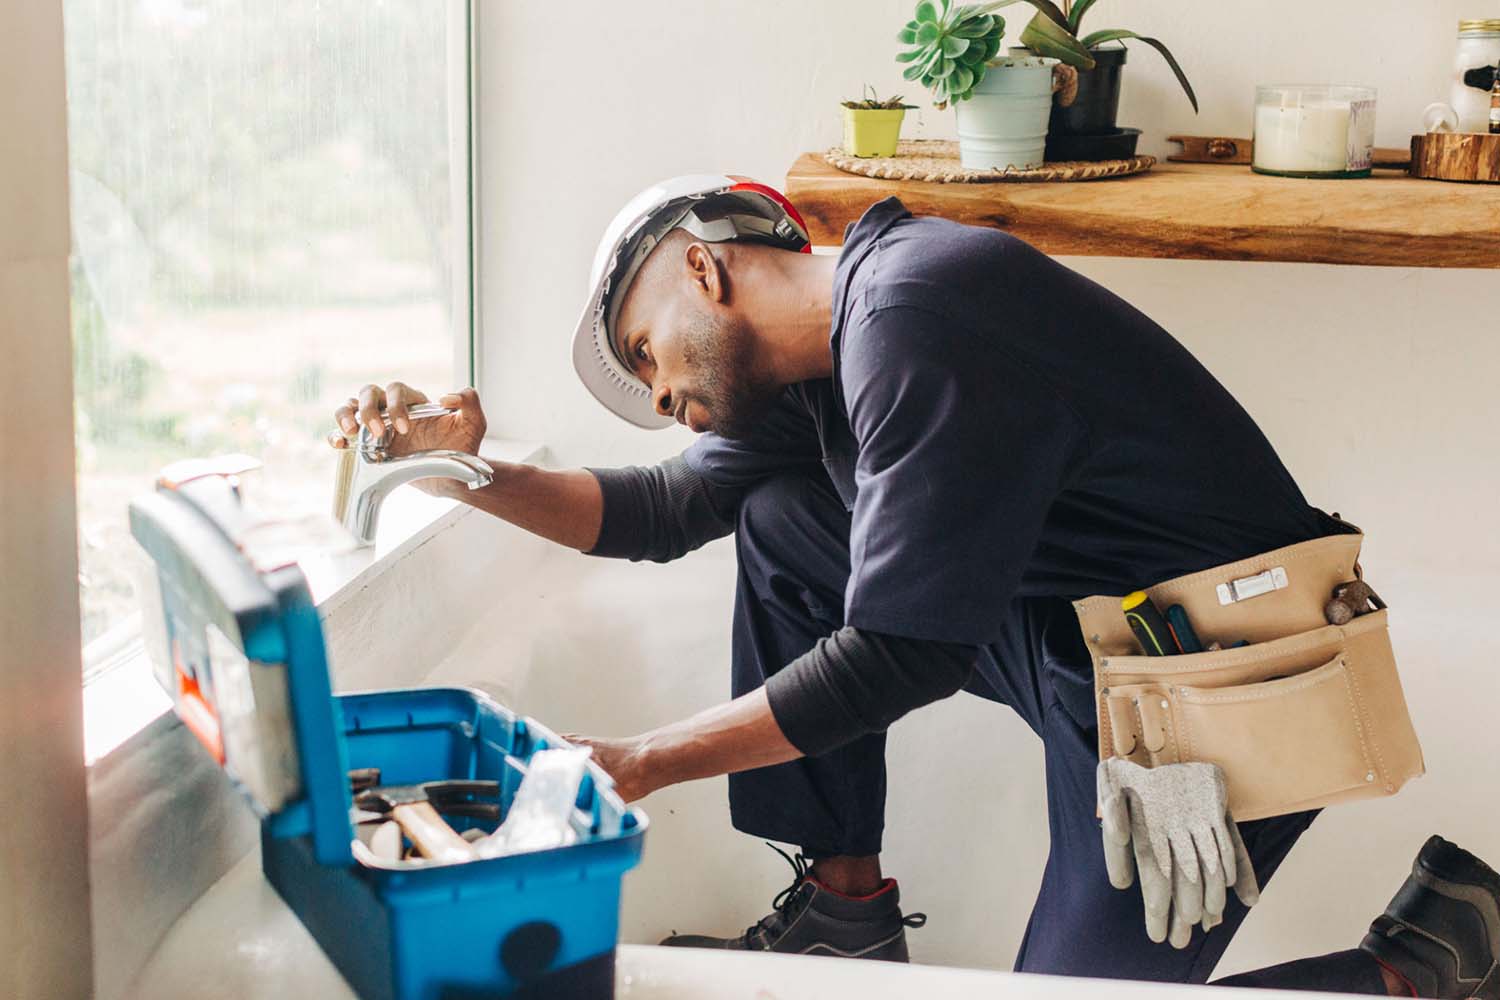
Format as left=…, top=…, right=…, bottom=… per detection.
left=1452, top=19, right=1500, bottom=133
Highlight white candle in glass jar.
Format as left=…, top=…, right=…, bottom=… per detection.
left=1253, top=85, right=1376, bottom=177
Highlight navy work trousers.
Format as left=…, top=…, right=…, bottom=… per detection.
left=725, top=471, right=1387, bottom=992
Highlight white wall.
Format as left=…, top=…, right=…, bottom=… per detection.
left=478, top=0, right=1490, bottom=466
left=0, top=1, right=95, bottom=996
left=470, top=0, right=1500, bottom=978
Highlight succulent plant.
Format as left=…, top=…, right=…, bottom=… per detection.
left=898, top=1, right=1093, bottom=108
left=841, top=87, right=918, bottom=111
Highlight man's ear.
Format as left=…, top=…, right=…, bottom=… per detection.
left=684, top=241, right=725, bottom=304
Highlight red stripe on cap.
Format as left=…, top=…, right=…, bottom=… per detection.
left=727, top=177, right=813, bottom=253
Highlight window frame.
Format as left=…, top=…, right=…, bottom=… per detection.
left=454, top=0, right=481, bottom=390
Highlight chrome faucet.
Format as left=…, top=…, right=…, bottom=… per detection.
left=333, top=404, right=494, bottom=546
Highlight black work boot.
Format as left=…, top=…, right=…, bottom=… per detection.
left=660, top=845, right=926, bottom=961
left=1360, top=836, right=1500, bottom=999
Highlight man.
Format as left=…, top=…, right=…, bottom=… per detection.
left=334, top=177, right=1500, bottom=996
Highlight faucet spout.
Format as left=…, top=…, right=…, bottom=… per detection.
left=337, top=449, right=493, bottom=546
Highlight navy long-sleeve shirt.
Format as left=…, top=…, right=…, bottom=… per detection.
left=586, top=197, right=1343, bottom=756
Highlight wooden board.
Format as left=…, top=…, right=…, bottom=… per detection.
left=786, top=152, right=1500, bottom=268
left=1167, top=134, right=1411, bottom=169
left=1410, top=131, right=1500, bottom=183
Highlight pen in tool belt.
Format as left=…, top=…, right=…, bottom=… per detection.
left=1165, top=604, right=1203, bottom=654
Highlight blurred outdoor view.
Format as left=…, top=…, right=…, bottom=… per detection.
left=64, top=0, right=465, bottom=657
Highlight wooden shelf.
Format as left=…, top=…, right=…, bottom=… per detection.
left=786, top=153, right=1500, bottom=269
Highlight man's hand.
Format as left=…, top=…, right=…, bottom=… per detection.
left=564, top=688, right=803, bottom=804
left=329, top=382, right=487, bottom=459
left=564, top=734, right=658, bottom=803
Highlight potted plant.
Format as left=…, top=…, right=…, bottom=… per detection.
left=841, top=88, right=918, bottom=158
left=1012, top=0, right=1198, bottom=157
left=897, top=1, right=1093, bottom=171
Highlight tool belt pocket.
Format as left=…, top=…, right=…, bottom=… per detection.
left=1075, top=533, right=1424, bottom=821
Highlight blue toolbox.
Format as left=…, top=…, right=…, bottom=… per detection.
left=129, top=466, right=647, bottom=999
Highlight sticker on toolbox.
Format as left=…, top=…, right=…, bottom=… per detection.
left=206, top=623, right=303, bottom=811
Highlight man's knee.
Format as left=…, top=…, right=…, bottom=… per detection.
left=736, top=472, right=850, bottom=573
left=737, top=472, right=841, bottom=535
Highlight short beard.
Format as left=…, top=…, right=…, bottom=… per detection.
left=680, top=310, right=779, bottom=440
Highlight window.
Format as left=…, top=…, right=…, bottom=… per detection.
left=64, top=0, right=474, bottom=667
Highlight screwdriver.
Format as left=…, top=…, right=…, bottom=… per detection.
left=1122, top=592, right=1176, bottom=656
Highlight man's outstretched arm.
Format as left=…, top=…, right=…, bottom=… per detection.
left=574, top=628, right=977, bottom=802
left=435, top=454, right=738, bottom=558
left=333, top=382, right=736, bottom=557
left=430, top=462, right=608, bottom=552
left=572, top=687, right=797, bottom=803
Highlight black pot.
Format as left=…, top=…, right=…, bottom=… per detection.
left=1051, top=45, right=1126, bottom=136
left=1045, top=126, right=1141, bottom=162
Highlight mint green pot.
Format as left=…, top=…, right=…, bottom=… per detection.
left=953, top=56, right=1056, bottom=170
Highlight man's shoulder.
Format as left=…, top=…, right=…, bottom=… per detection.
left=844, top=212, right=1047, bottom=323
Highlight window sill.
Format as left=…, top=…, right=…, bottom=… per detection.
left=82, top=437, right=544, bottom=764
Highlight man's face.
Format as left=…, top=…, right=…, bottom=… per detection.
left=613, top=241, right=780, bottom=439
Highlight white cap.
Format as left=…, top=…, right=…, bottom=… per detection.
left=571, top=175, right=811, bottom=429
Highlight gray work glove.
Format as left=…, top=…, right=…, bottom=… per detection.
left=1096, top=758, right=1260, bottom=948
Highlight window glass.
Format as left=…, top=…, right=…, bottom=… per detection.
left=64, top=0, right=466, bottom=656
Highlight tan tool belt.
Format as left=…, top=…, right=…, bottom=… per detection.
left=1073, top=532, right=1424, bottom=822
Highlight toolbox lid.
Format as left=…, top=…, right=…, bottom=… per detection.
left=130, top=466, right=355, bottom=866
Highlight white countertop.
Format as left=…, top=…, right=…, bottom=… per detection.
left=126, top=848, right=1339, bottom=1000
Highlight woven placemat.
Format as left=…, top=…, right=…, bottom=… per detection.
left=825, top=139, right=1154, bottom=183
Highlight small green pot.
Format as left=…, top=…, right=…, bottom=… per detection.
left=841, top=107, right=907, bottom=157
